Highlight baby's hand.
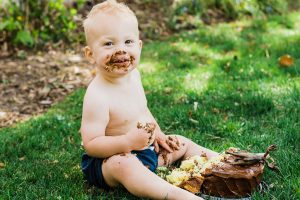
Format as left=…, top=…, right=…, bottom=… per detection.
left=126, top=122, right=156, bottom=150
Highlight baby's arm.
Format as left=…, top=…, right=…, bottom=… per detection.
left=146, top=108, right=179, bottom=153
left=80, top=90, right=128, bottom=158
left=81, top=88, right=151, bottom=158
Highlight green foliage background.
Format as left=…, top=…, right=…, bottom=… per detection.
left=1, top=0, right=299, bottom=48
left=0, top=0, right=85, bottom=48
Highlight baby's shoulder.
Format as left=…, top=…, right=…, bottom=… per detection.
left=83, top=78, right=107, bottom=106
left=81, top=79, right=109, bottom=126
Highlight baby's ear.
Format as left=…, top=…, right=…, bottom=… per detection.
left=84, top=46, right=95, bottom=64
left=139, top=40, right=143, bottom=49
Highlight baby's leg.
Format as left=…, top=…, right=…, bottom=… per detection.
left=102, top=154, right=203, bottom=200
left=158, top=135, right=219, bottom=166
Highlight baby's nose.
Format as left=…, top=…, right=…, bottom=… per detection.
left=114, top=50, right=127, bottom=55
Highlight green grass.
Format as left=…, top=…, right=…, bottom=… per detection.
left=1, top=12, right=300, bottom=199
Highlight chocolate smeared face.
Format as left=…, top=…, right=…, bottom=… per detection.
left=83, top=13, right=142, bottom=76
left=104, top=50, right=135, bottom=72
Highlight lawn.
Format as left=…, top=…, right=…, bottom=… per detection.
left=1, top=13, right=300, bottom=200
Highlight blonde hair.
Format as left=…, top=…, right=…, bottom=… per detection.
left=83, top=0, right=138, bottom=45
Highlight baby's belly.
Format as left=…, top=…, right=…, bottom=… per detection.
left=107, top=109, right=153, bottom=133
left=106, top=112, right=155, bottom=150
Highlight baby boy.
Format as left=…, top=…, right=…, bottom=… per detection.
left=80, top=0, right=218, bottom=199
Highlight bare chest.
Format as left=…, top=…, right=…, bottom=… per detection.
left=106, top=82, right=150, bottom=135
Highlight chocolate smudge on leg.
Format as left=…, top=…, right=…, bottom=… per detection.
left=159, top=149, right=169, bottom=166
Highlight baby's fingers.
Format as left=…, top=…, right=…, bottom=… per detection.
left=160, top=141, right=173, bottom=153
left=167, top=136, right=180, bottom=150
left=148, top=133, right=154, bottom=144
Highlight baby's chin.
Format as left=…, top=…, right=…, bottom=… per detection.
left=102, top=64, right=136, bottom=76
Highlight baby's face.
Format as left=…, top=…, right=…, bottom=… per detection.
left=85, top=13, right=142, bottom=76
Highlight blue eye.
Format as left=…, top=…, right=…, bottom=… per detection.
left=104, top=42, right=113, bottom=46
left=125, top=40, right=133, bottom=44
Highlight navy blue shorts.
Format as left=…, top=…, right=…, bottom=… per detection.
left=81, top=146, right=158, bottom=190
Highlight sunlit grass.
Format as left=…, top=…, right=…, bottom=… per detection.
left=1, top=12, right=300, bottom=199
left=138, top=60, right=160, bottom=74
left=182, top=70, right=212, bottom=94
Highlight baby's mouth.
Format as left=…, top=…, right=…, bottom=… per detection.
left=110, top=57, right=130, bottom=64
left=105, top=51, right=135, bottom=72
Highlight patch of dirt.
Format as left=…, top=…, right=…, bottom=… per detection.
left=0, top=48, right=94, bottom=128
